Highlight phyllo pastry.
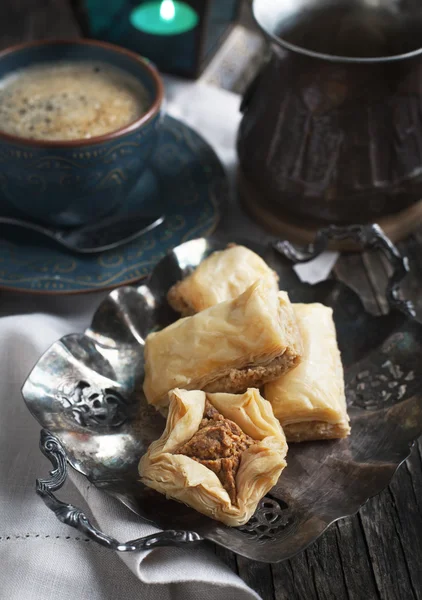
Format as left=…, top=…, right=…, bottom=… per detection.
left=264, top=303, right=350, bottom=442
left=167, top=244, right=279, bottom=316
left=139, top=388, right=288, bottom=526
left=143, top=279, right=303, bottom=411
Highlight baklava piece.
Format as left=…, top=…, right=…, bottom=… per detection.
left=167, top=244, right=279, bottom=316
left=139, top=388, right=288, bottom=526
left=264, top=303, right=350, bottom=442
left=143, top=279, right=303, bottom=411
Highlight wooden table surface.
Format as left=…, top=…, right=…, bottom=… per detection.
left=1, top=2, right=421, bottom=599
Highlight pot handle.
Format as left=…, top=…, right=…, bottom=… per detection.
left=36, top=429, right=203, bottom=551
left=273, top=223, right=416, bottom=319
left=240, top=64, right=267, bottom=113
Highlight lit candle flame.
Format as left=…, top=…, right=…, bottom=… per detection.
left=160, top=0, right=176, bottom=21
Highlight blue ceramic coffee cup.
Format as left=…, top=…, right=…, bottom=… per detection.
left=0, top=39, right=164, bottom=226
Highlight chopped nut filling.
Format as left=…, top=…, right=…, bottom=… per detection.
left=175, top=400, right=254, bottom=504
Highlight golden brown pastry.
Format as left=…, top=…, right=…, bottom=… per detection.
left=143, top=279, right=303, bottom=411
left=167, top=244, right=279, bottom=316
left=139, top=388, right=288, bottom=526
left=264, top=303, right=350, bottom=442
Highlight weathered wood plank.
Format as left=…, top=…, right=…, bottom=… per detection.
left=334, top=518, right=380, bottom=600
left=271, top=548, right=319, bottom=600
left=0, top=0, right=81, bottom=49
left=359, top=483, right=418, bottom=600
left=237, top=556, right=275, bottom=600
left=272, top=525, right=351, bottom=600
left=214, top=543, right=239, bottom=575
left=388, top=440, right=422, bottom=600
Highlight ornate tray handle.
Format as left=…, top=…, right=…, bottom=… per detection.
left=36, top=429, right=203, bottom=551
left=273, top=224, right=416, bottom=319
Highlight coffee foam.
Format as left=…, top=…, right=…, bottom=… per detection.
left=0, top=61, right=151, bottom=141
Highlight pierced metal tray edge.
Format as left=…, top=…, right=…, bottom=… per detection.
left=23, top=224, right=420, bottom=561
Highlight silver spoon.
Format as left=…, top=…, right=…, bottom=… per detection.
left=0, top=212, right=165, bottom=254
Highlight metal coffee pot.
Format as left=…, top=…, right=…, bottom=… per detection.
left=238, top=0, right=422, bottom=225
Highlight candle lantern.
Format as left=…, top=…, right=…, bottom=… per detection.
left=79, top=0, right=242, bottom=78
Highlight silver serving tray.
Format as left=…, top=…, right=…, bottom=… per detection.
left=22, top=225, right=422, bottom=562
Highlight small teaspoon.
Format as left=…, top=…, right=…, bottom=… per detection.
left=0, top=212, right=165, bottom=254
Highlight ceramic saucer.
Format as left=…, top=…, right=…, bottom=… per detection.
left=0, top=116, right=227, bottom=294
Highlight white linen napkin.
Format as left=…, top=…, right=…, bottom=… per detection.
left=0, top=307, right=260, bottom=600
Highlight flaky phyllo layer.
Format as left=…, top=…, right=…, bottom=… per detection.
left=143, top=279, right=303, bottom=410
left=264, top=303, right=350, bottom=442
left=167, top=244, right=279, bottom=316
left=139, top=388, right=288, bottom=526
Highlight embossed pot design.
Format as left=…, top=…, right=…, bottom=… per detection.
left=237, top=0, right=422, bottom=224
left=0, top=39, right=164, bottom=226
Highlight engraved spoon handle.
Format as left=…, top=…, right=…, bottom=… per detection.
left=37, top=429, right=203, bottom=551
left=0, top=213, right=165, bottom=253
left=273, top=223, right=416, bottom=319
left=0, top=216, right=58, bottom=241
